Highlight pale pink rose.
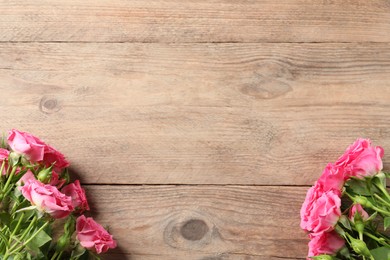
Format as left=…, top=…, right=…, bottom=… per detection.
left=317, top=163, right=345, bottom=192
left=0, top=148, right=10, bottom=175
left=62, top=180, right=89, bottom=212
left=76, top=215, right=117, bottom=254
left=308, top=231, right=345, bottom=257
left=20, top=179, right=73, bottom=219
left=8, top=129, right=45, bottom=162
left=300, top=183, right=341, bottom=233
left=7, top=129, right=69, bottom=170
left=349, top=204, right=369, bottom=222
left=336, top=138, right=384, bottom=179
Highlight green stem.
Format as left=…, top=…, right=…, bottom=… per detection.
left=2, top=167, right=17, bottom=193
left=373, top=182, right=390, bottom=202
left=374, top=193, right=390, bottom=208
left=8, top=221, right=49, bottom=255
left=51, top=251, right=59, bottom=260
left=56, top=251, right=63, bottom=260
left=7, top=214, right=38, bottom=253
left=372, top=205, right=390, bottom=216
left=0, top=160, right=5, bottom=183
left=364, top=231, right=390, bottom=247
left=8, top=213, right=24, bottom=244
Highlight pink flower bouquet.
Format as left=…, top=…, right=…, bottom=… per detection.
left=300, top=138, right=390, bottom=259
left=0, top=129, right=116, bottom=259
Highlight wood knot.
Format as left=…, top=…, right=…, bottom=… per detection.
left=163, top=211, right=218, bottom=250
left=39, top=96, right=61, bottom=114
left=239, top=61, right=293, bottom=100
left=180, top=219, right=209, bottom=241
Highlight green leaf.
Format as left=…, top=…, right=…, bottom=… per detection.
left=338, top=215, right=352, bottom=230
left=346, top=178, right=379, bottom=196
left=370, top=246, right=390, bottom=260
left=26, top=228, right=52, bottom=251
left=384, top=217, right=390, bottom=231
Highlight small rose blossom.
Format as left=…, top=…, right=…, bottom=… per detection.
left=308, top=231, right=345, bottom=257
left=317, top=163, right=345, bottom=192
left=349, top=204, right=369, bottom=222
left=20, top=179, right=73, bottom=218
left=336, top=138, right=384, bottom=179
left=300, top=183, right=341, bottom=233
left=62, top=180, right=89, bottom=212
left=7, top=129, right=69, bottom=171
left=76, top=215, right=117, bottom=254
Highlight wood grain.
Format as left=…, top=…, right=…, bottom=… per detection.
left=85, top=185, right=308, bottom=259
left=1, top=43, right=390, bottom=185
left=1, top=0, right=390, bottom=43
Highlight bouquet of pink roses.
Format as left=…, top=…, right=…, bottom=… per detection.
left=300, top=138, right=390, bottom=259
left=0, top=129, right=116, bottom=259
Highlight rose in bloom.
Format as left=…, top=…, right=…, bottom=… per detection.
left=349, top=204, right=369, bottom=222
left=300, top=183, right=341, bottom=233
left=62, top=180, right=89, bottom=212
left=18, top=170, right=36, bottom=185
left=20, top=179, right=73, bottom=218
left=50, top=171, right=66, bottom=189
left=0, top=148, right=9, bottom=175
left=308, top=231, right=345, bottom=258
left=336, top=138, right=384, bottom=179
left=7, top=129, right=69, bottom=170
left=76, top=215, right=117, bottom=254
left=317, top=163, right=345, bottom=192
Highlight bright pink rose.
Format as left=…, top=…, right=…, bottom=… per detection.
left=300, top=183, right=341, bottom=233
left=7, top=129, right=69, bottom=170
left=20, top=179, right=73, bottom=219
left=317, top=163, right=345, bottom=192
left=349, top=204, right=369, bottom=222
left=336, top=138, right=384, bottom=179
left=42, top=146, right=69, bottom=171
left=62, top=180, right=89, bottom=212
left=49, top=171, right=66, bottom=189
left=0, top=148, right=10, bottom=175
left=76, top=215, right=117, bottom=254
left=308, top=231, right=345, bottom=257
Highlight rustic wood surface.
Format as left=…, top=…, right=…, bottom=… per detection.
left=1, top=1, right=390, bottom=259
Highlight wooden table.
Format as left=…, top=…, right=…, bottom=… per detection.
left=1, top=1, right=390, bottom=259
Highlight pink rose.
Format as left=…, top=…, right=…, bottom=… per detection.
left=336, top=138, right=384, bottom=179
left=0, top=148, right=10, bottom=175
left=62, top=180, right=89, bottom=212
left=76, top=215, right=117, bottom=254
left=18, top=170, right=36, bottom=185
left=8, top=129, right=45, bottom=162
left=300, top=183, right=341, bottom=233
left=349, top=204, right=369, bottom=222
left=308, top=231, right=345, bottom=257
left=7, top=129, right=69, bottom=170
left=20, top=179, right=73, bottom=219
left=317, top=163, right=345, bottom=192
left=49, top=171, right=66, bottom=189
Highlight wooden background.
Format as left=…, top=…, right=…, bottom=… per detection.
left=1, top=1, right=390, bottom=259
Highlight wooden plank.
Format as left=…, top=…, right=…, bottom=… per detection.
left=0, top=0, right=390, bottom=43
left=85, top=185, right=307, bottom=259
left=0, top=43, right=390, bottom=185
